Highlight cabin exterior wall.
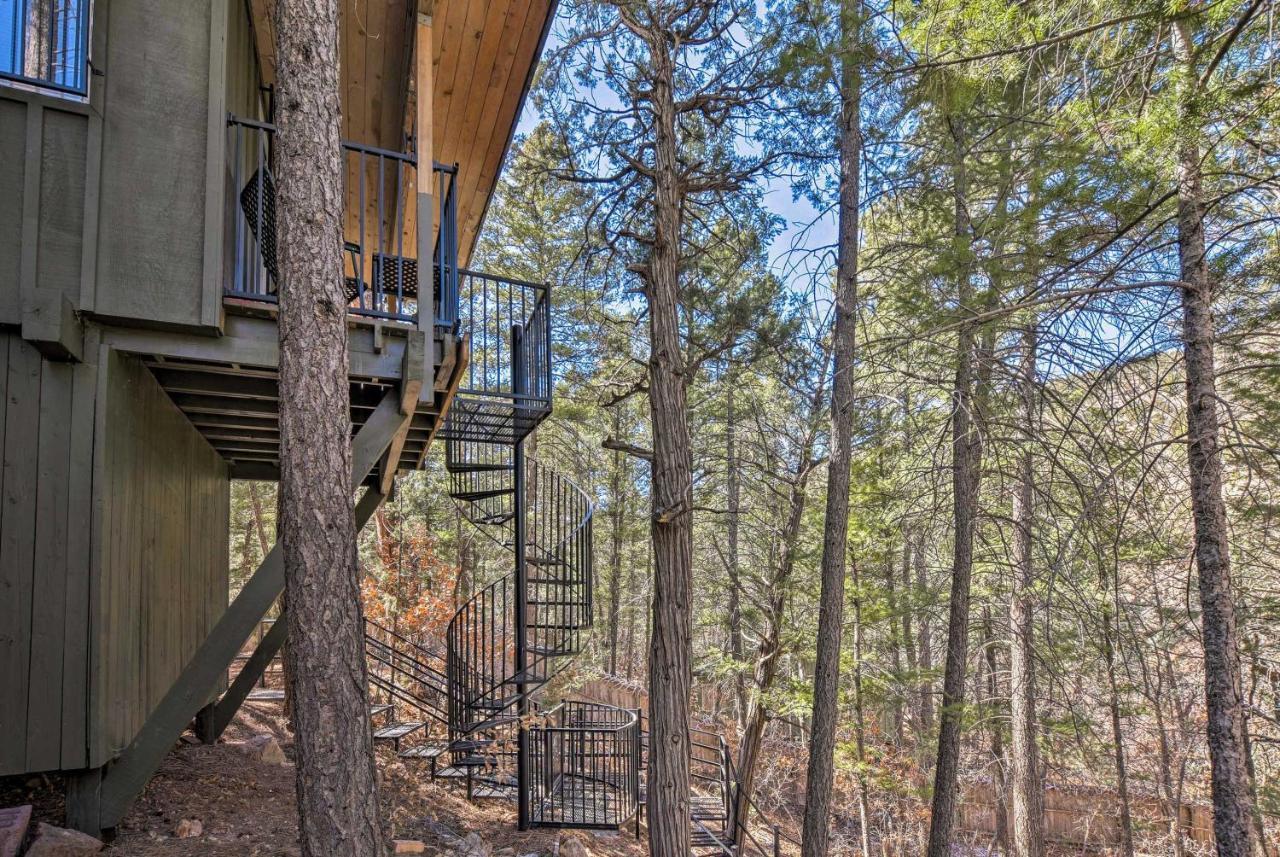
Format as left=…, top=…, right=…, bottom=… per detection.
left=0, top=332, right=230, bottom=777
left=0, top=333, right=98, bottom=775
left=91, top=348, right=230, bottom=768
left=0, top=0, right=241, bottom=334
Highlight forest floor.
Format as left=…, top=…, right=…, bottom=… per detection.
left=1, top=699, right=647, bottom=856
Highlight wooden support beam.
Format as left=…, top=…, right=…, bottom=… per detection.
left=379, top=333, right=426, bottom=494
left=416, top=12, right=436, bottom=394
left=194, top=611, right=290, bottom=743
left=22, top=291, right=83, bottom=362
left=417, top=336, right=469, bottom=468
left=91, top=392, right=408, bottom=835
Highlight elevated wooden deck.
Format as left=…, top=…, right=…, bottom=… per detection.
left=102, top=302, right=466, bottom=482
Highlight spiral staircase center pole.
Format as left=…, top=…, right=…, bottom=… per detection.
left=513, top=322, right=531, bottom=831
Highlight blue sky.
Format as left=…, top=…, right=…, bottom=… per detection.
left=511, top=17, right=839, bottom=297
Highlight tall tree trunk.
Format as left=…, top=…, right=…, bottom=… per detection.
left=1008, top=324, right=1043, bottom=857
left=885, top=548, right=905, bottom=747
left=1103, top=609, right=1135, bottom=857
left=607, top=408, right=627, bottom=675
left=644, top=23, right=693, bottom=857
left=916, top=537, right=935, bottom=740
left=734, top=381, right=823, bottom=841
left=275, top=0, right=384, bottom=853
left=982, top=609, right=1008, bottom=855
left=1171, top=21, right=1258, bottom=857
left=901, top=536, right=920, bottom=740
left=800, top=5, right=861, bottom=853
left=248, top=481, right=274, bottom=557
left=852, top=559, right=874, bottom=857
left=925, top=110, right=979, bottom=857
left=726, top=374, right=747, bottom=725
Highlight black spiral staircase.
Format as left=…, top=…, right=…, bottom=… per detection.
left=356, top=271, right=784, bottom=852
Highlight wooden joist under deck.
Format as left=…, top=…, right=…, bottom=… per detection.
left=102, top=310, right=468, bottom=481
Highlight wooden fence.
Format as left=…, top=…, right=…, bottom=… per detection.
left=956, top=781, right=1214, bottom=849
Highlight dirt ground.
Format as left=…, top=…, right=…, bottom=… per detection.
left=0, top=700, right=648, bottom=856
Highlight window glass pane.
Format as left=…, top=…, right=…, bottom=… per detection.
left=1, top=0, right=89, bottom=95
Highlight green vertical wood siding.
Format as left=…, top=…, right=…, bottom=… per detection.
left=0, top=335, right=97, bottom=775
left=91, top=350, right=230, bottom=768
left=0, top=337, right=231, bottom=776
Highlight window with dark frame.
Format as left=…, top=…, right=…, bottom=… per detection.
left=1, top=0, right=90, bottom=96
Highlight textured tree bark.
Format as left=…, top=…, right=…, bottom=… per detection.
left=925, top=109, right=979, bottom=857
left=644, top=23, right=693, bottom=857
left=733, top=380, right=822, bottom=841
left=1103, top=610, right=1135, bottom=857
left=725, top=376, right=747, bottom=725
left=607, top=408, right=627, bottom=675
left=982, top=610, right=1009, bottom=854
left=885, top=547, right=905, bottom=747
left=900, top=537, right=919, bottom=738
left=1009, top=324, right=1044, bottom=857
left=800, top=5, right=861, bottom=854
left=916, top=537, right=934, bottom=740
left=23, top=0, right=51, bottom=80
left=275, top=1, right=385, bottom=854
left=1171, top=20, right=1258, bottom=857
left=852, top=560, right=874, bottom=857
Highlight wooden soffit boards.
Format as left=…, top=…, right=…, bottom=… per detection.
left=246, top=0, right=557, bottom=266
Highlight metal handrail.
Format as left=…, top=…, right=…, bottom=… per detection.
left=224, top=114, right=460, bottom=327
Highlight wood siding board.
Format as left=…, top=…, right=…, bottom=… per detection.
left=26, top=360, right=74, bottom=773
left=78, top=107, right=103, bottom=314
left=0, top=100, right=27, bottom=323
left=61, top=357, right=97, bottom=769
left=343, top=0, right=369, bottom=145
left=20, top=104, right=43, bottom=310
left=0, top=338, right=41, bottom=774
left=96, top=0, right=211, bottom=328
left=458, top=0, right=540, bottom=263
left=439, top=0, right=486, bottom=176
left=362, top=0, right=389, bottom=149
left=87, top=341, right=109, bottom=766
left=92, top=351, right=230, bottom=768
left=202, top=0, right=230, bottom=329
left=37, top=110, right=88, bottom=298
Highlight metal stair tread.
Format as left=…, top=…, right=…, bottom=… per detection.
left=398, top=743, right=449, bottom=760
left=246, top=688, right=285, bottom=702
left=373, top=721, right=426, bottom=740
left=453, top=488, right=515, bottom=502
left=526, top=644, right=572, bottom=657
left=368, top=703, right=392, bottom=717
left=447, top=462, right=514, bottom=473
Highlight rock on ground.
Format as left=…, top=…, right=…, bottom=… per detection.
left=0, top=805, right=32, bottom=857
left=24, top=822, right=104, bottom=856
left=451, top=831, right=492, bottom=856
left=173, top=818, right=203, bottom=839
left=392, top=841, right=426, bottom=854
left=244, top=734, right=288, bottom=765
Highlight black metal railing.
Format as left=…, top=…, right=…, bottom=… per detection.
left=224, top=115, right=459, bottom=327
left=2, top=0, right=89, bottom=95
left=527, top=701, right=641, bottom=828
left=444, top=446, right=592, bottom=738
left=364, top=618, right=450, bottom=726
left=440, top=272, right=552, bottom=444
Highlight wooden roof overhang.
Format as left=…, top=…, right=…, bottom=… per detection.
left=246, top=0, right=557, bottom=267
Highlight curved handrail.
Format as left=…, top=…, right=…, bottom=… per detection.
left=445, top=449, right=594, bottom=739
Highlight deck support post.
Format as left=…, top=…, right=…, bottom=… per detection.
left=64, top=767, right=103, bottom=836
left=90, top=390, right=409, bottom=836
left=415, top=12, right=436, bottom=397
left=194, top=611, right=291, bottom=743
left=513, top=324, right=531, bottom=831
